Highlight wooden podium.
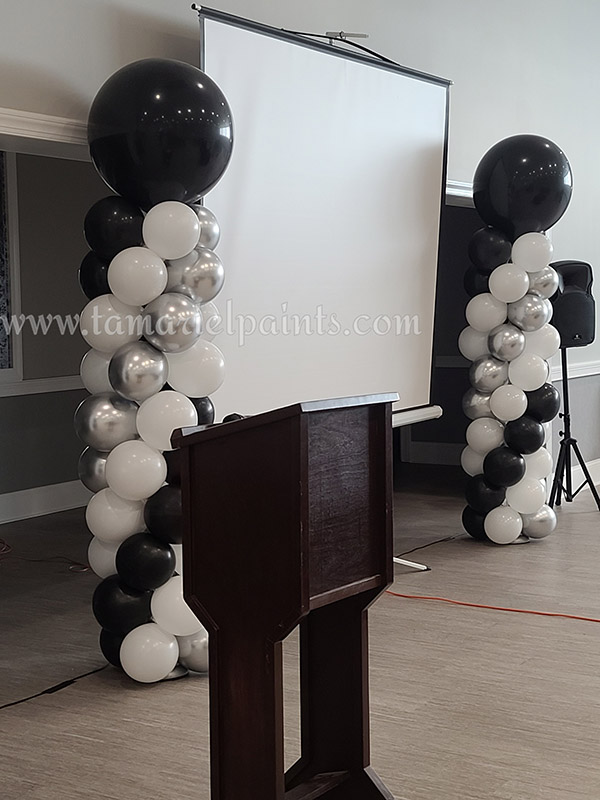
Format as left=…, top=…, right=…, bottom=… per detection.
left=172, top=393, right=397, bottom=800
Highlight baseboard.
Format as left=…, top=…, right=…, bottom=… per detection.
left=563, top=458, right=600, bottom=493
left=0, top=480, right=91, bottom=525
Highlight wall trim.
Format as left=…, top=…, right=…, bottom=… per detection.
left=550, top=359, right=600, bottom=381
left=0, top=479, right=91, bottom=525
left=562, top=458, right=600, bottom=494
left=0, top=107, right=87, bottom=145
left=0, top=374, right=83, bottom=397
left=446, top=179, right=473, bottom=206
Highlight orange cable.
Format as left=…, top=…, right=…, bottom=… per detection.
left=385, top=590, right=600, bottom=624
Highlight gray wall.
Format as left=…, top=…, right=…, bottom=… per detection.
left=0, top=389, right=87, bottom=493
left=553, top=375, right=600, bottom=463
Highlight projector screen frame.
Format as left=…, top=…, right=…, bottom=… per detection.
left=193, top=5, right=451, bottom=422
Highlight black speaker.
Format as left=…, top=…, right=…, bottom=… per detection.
left=549, top=261, right=595, bottom=348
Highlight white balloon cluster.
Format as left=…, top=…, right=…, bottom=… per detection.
left=76, top=200, right=226, bottom=682
left=459, top=232, right=559, bottom=545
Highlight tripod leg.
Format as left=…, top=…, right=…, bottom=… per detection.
left=549, top=441, right=567, bottom=508
left=571, top=441, right=600, bottom=511
left=564, top=440, right=574, bottom=502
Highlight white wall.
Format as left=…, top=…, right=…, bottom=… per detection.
left=2, top=0, right=599, bottom=367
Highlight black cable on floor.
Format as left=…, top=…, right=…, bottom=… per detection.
left=0, top=664, right=108, bottom=711
left=395, top=535, right=460, bottom=559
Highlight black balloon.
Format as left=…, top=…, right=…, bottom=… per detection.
left=463, top=265, right=489, bottom=298
left=99, top=628, right=124, bottom=667
left=84, top=196, right=144, bottom=261
left=526, top=383, right=561, bottom=423
left=79, top=251, right=110, bottom=299
left=191, top=396, right=215, bottom=425
left=92, top=575, right=152, bottom=635
left=88, top=59, right=234, bottom=210
left=483, top=447, right=526, bottom=487
left=468, top=227, right=512, bottom=273
left=144, top=485, right=183, bottom=543
left=473, top=134, right=572, bottom=240
left=222, top=413, right=245, bottom=422
left=116, top=532, right=176, bottom=591
left=164, top=449, right=182, bottom=486
left=464, top=475, right=506, bottom=515
left=504, top=416, right=545, bottom=455
left=462, top=505, right=488, bottom=540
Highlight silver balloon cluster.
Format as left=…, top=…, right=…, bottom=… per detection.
left=459, top=231, right=561, bottom=545
left=77, top=201, right=228, bottom=684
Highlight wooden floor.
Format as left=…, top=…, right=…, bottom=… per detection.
left=1, top=469, right=600, bottom=799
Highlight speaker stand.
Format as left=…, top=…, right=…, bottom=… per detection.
left=549, top=348, right=600, bottom=510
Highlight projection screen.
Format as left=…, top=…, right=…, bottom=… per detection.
left=198, top=9, right=450, bottom=416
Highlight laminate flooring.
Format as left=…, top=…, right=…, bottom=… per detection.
left=2, top=467, right=600, bottom=799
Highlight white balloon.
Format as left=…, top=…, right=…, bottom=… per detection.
left=171, top=543, right=183, bottom=575
left=465, top=293, right=507, bottom=333
left=484, top=506, right=523, bottom=544
left=80, top=349, right=112, bottom=394
left=85, top=488, right=145, bottom=543
left=489, top=385, right=528, bottom=421
left=458, top=327, right=489, bottom=361
left=523, top=324, right=561, bottom=360
left=108, top=246, right=167, bottom=306
left=201, top=301, right=222, bottom=341
left=142, top=201, right=200, bottom=260
left=524, top=447, right=553, bottom=480
left=506, top=477, right=546, bottom=514
left=177, top=627, right=209, bottom=673
left=166, top=340, right=225, bottom=398
left=80, top=294, right=142, bottom=353
left=488, top=263, right=530, bottom=303
left=87, top=536, right=119, bottom=578
left=544, top=298, right=553, bottom=322
left=136, top=391, right=198, bottom=451
left=151, top=575, right=203, bottom=636
left=508, top=353, right=549, bottom=392
left=511, top=232, right=553, bottom=272
left=105, top=440, right=167, bottom=501
left=120, top=623, right=179, bottom=683
left=461, top=446, right=485, bottom=477
left=466, top=418, right=505, bottom=455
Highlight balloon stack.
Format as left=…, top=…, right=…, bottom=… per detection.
left=75, top=59, right=234, bottom=682
left=459, top=134, right=572, bottom=545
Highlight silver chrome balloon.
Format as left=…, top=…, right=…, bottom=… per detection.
left=462, top=388, right=493, bottom=420
left=488, top=323, right=526, bottom=362
left=78, top=446, right=109, bottom=492
left=166, top=247, right=225, bottom=304
left=177, top=629, right=209, bottom=672
left=74, top=392, right=138, bottom=451
left=527, top=266, right=559, bottom=300
left=469, top=355, right=509, bottom=393
left=109, top=340, right=168, bottom=402
left=507, top=293, right=550, bottom=332
left=521, top=504, right=557, bottom=539
left=142, top=292, right=203, bottom=354
left=191, top=205, right=221, bottom=250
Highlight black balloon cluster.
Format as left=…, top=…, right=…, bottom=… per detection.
left=460, top=135, right=571, bottom=545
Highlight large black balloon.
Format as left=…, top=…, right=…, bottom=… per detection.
left=191, top=396, right=215, bottom=425
left=116, top=532, right=176, bottom=591
left=526, top=383, right=561, bottom=423
left=483, top=447, right=526, bottom=487
left=504, top=416, right=545, bottom=455
left=462, top=505, right=487, bottom=540
left=464, top=475, right=506, bottom=515
left=99, top=628, right=124, bottom=667
left=144, top=485, right=183, bottom=543
left=84, top=196, right=144, bottom=261
left=88, top=59, right=234, bottom=210
left=473, top=135, right=572, bottom=240
left=468, top=227, right=512, bottom=273
left=92, top=575, right=152, bottom=635
left=463, top=265, right=489, bottom=298
left=79, top=251, right=110, bottom=299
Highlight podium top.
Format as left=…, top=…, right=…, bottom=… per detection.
left=171, top=392, right=398, bottom=448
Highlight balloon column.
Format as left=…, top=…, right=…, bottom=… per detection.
left=76, top=59, right=233, bottom=681
left=460, top=135, right=571, bottom=545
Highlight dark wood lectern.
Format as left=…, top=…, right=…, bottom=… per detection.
left=172, top=393, right=397, bottom=800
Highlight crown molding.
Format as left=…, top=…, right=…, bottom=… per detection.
left=0, top=107, right=89, bottom=159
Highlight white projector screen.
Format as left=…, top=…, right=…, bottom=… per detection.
left=199, top=10, right=449, bottom=416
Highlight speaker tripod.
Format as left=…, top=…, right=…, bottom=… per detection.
left=549, top=347, right=600, bottom=510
